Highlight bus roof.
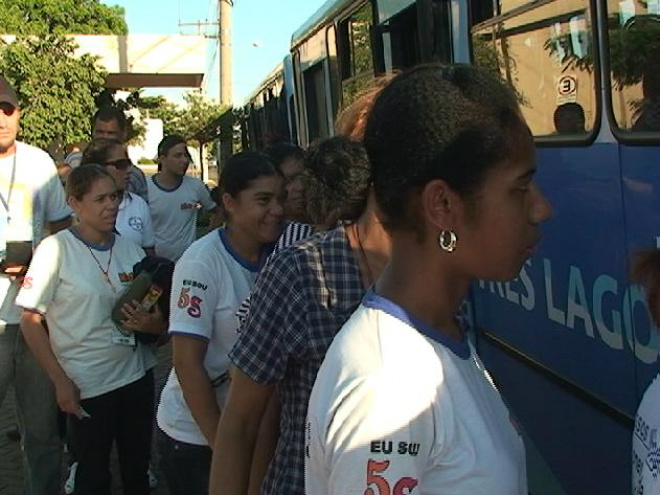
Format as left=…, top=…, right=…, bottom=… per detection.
left=291, top=0, right=358, bottom=48
left=243, top=61, right=285, bottom=107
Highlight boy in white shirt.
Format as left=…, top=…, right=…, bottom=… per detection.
left=148, top=135, right=217, bottom=261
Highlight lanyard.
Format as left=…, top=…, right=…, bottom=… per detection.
left=0, top=151, right=17, bottom=219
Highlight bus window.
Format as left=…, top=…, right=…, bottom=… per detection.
left=430, top=0, right=453, bottom=63
left=471, top=1, right=597, bottom=137
left=327, top=25, right=341, bottom=124
left=470, top=0, right=494, bottom=25
left=381, top=5, right=420, bottom=70
left=339, top=2, right=376, bottom=106
left=496, top=0, right=537, bottom=16
left=303, top=63, right=331, bottom=141
left=606, top=1, right=660, bottom=134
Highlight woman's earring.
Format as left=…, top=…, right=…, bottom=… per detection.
left=438, top=229, right=457, bottom=253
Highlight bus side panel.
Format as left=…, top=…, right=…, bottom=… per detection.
left=478, top=337, right=631, bottom=495
left=473, top=144, right=636, bottom=493
left=620, top=145, right=660, bottom=397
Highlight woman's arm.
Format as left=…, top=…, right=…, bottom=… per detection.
left=173, top=334, right=219, bottom=445
left=209, top=368, right=274, bottom=495
left=247, top=390, right=281, bottom=495
left=20, top=310, right=84, bottom=419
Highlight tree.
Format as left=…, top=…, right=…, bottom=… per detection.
left=178, top=92, right=230, bottom=146
left=139, top=95, right=185, bottom=138
left=0, top=0, right=128, bottom=35
left=139, top=91, right=230, bottom=146
left=0, top=35, right=106, bottom=150
left=0, top=0, right=128, bottom=151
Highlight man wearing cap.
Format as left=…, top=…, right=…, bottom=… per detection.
left=0, top=75, right=72, bottom=495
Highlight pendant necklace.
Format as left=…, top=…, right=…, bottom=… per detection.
left=86, top=243, right=116, bottom=292
left=352, top=222, right=374, bottom=288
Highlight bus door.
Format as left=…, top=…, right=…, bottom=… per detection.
left=293, top=26, right=334, bottom=146
left=605, top=0, right=660, bottom=469
left=469, top=1, right=635, bottom=494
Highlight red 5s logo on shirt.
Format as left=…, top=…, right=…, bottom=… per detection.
left=177, top=287, right=203, bottom=318
left=365, top=459, right=418, bottom=495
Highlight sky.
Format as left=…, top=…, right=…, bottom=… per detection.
left=102, top=0, right=328, bottom=104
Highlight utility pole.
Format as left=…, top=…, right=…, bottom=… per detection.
left=218, top=0, right=233, bottom=106
left=218, top=0, right=234, bottom=171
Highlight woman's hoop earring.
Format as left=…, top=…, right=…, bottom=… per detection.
left=438, top=229, right=457, bottom=253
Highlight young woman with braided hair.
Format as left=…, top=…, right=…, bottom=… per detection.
left=306, top=64, right=553, bottom=495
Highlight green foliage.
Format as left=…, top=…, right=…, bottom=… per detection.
left=178, top=92, right=231, bottom=145
left=141, top=91, right=231, bottom=145
left=137, top=157, right=155, bottom=165
left=0, top=0, right=127, bottom=35
left=0, top=35, right=106, bottom=150
left=542, top=13, right=660, bottom=89
left=139, top=95, right=183, bottom=137
left=608, top=15, right=660, bottom=88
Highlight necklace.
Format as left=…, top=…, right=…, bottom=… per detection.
left=86, top=243, right=116, bottom=292
left=0, top=151, right=17, bottom=223
left=352, top=222, right=374, bottom=287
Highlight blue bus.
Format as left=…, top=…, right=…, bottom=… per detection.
left=244, top=2, right=660, bottom=493
left=240, top=55, right=297, bottom=150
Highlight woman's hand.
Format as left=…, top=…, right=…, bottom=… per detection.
left=121, top=301, right=167, bottom=335
left=54, top=377, right=85, bottom=419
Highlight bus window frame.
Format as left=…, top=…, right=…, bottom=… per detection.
left=601, top=0, right=660, bottom=146
left=468, top=0, right=602, bottom=148
left=338, top=1, right=378, bottom=82
left=326, top=23, right=342, bottom=123
left=292, top=50, right=308, bottom=146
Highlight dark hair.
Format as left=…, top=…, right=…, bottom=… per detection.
left=263, top=142, right=303, bottom=173
left=364, top=64, right=527, bottom=233
left=220, top=151, right=277, bottom=198
left=92, top=106, right=127, bottom=132
left=303, top=136, right=371, bottom=224
left=554, top=102, right=586, bottom=134
left=209, top=186, right=220, bottom=204
left=632, top=250, right=660, bottom=327
left=158, top=134, right=187, bottom=158
left=80, top=138, right=124, bottom=166
left=66, top=164, right=114, bottom=201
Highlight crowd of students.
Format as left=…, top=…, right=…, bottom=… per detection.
left=1, top=61, right=659, bottom=495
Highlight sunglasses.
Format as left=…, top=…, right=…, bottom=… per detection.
left=105, top=158, right=133, bottom=170
left=0, top=103, right=17, bottom=117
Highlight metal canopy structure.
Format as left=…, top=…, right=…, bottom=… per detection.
left=1, top=34, right=208, bottom=90
left=73, top=34, right=207, bottom=89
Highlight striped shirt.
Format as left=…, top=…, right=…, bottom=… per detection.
left=229, top=225, right=365, bottom=495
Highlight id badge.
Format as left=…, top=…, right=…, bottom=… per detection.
left=111, top=325, right=136, bottom=347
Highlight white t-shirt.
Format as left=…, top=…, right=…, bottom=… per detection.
left=0, top=142, right=71, bottom=325
left=15, top=229, right=147, bottom=399
left=147, top=175, right=216, bottom=261
left=157, top=228, right=261, bottom=445
left=116, top=191, right=155, bottom=249
left=633, top=373, right=660, bottom=495
left=306, top=291, right=527, bottom=495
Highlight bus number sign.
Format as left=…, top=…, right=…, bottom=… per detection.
left=557, top=75, right=577, bottom=103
